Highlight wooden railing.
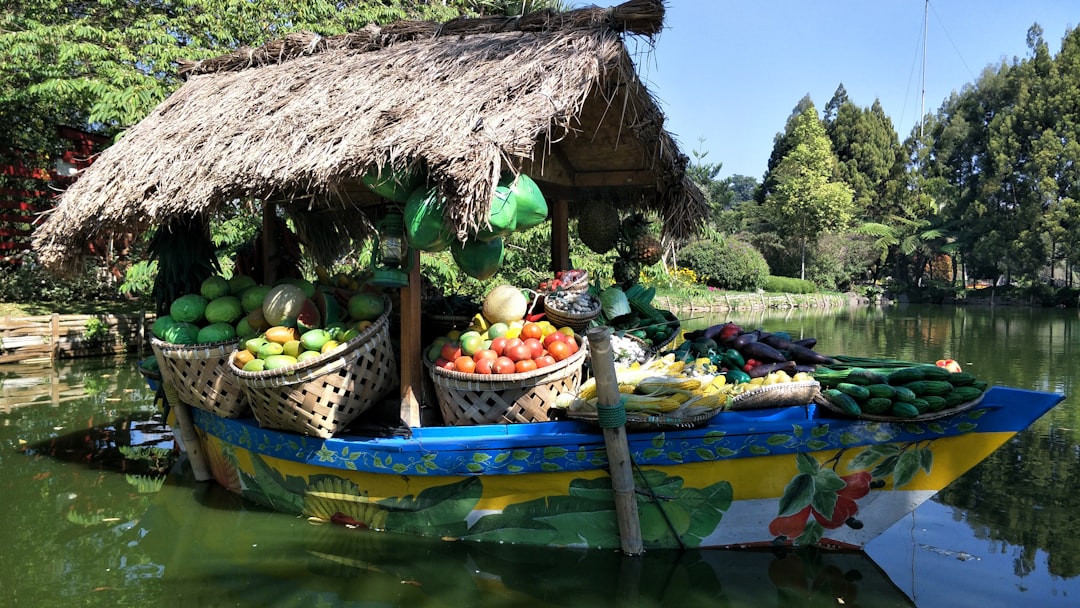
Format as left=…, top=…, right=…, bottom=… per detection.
left=0, top=312, right=155, bottom=365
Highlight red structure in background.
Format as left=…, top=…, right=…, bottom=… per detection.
left=0, top=126, right=112, bottom=266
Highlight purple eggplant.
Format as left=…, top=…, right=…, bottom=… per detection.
left=747, top=360, right=797, bottom=378
left=740, top=340, right=788, bottom=363
left=761, top=333, right=796, bottom=351
left=786, top=344, right=833, bottom=365
left=794, top=364, right=817, bottom=374
left=793, top=337, right=817, bottom=349
left=731, top=330, right=762, bottom=349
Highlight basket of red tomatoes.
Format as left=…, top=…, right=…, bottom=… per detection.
left=424, top=320, right=587, bottom=425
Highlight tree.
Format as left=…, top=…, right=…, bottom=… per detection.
left=763, top=103, right=854, bottom=280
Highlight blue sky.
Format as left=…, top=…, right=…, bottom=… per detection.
left=589, top=1, right=1078, bottom=180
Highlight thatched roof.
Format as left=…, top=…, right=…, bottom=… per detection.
left=33, top=0, right=706, bottom=274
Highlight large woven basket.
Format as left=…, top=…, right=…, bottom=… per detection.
left=228, top=298, right=397, bottom=438
left=150, top=337, right=249, bottom=418
left=426, top=338, right=588, bottom=425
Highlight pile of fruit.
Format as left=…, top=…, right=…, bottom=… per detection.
left=536, top=269, right=587, bottom=293
left=814, top=357, right=988, bottom=419
left=427, top=283, right=581, bottom=375
left=150, top=268, right=387, bottom=372
left=554, top=353, right=816, bottom=419
left=597, top=283, right=679, bottom=349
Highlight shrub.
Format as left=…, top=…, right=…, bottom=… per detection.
left=679, top=237, right=769, bottom=291
left=763, top=275, right=817, bottom=294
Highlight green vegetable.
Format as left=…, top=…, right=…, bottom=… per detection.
left=599, top=286, right=631, bottom=319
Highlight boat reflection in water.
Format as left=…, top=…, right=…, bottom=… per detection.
left=144, top=475, right=915, bottom=608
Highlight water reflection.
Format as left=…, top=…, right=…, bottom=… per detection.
left=2, top=304, right=1079, bottom=606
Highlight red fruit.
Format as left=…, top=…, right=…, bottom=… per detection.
left=768, top=505, right=811, bottom=538
left=547, top=340, right=571, bottom=362
left=523, top=337, right=544, bottom=359
left=506, top=343, right=532, bottom=363
left=435, top=357, right=456, bottom=371
left=812, top=496, right=858, bottom=529
left=515, top=359, right=538, bottom=373
left=474, top=357, right=494, bottom=374
left=492, top=356, right=517, bottom=374
left=454, top=355, right=477, bottom=374
left=534, top=355, right=556, bottom=368
left=440, top=342, right=462, bottom=362
left=838, top=472, right=871, bottom=501
left=564, top=337, right=579, bottom=355
left=504, top=337, right=524, bottom=351
left=473, top=349, right=498, bottom=361
left=489, top=337, right=508, bottom=356
left=521, top=322, right=543, bottom=341
left=543, top=331, right=566, bottom=347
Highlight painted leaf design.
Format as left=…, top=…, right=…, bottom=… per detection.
left=778, top=472, right=814, bottom=517
left=892, top=450, right=923, bottom=487
left=920, top=446, right=934, bottom=473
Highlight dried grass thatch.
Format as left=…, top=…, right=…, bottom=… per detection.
left=33, top=0, right=705, bottom=275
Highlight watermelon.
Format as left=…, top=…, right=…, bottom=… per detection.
left=451, top=237, right=504, bottom=280
left=205, top=295, right=243, bottom=324
left=170, top=294, right=208, bottom=324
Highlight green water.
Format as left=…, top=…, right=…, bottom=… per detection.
left=2, top=303, right=1078, bottom=607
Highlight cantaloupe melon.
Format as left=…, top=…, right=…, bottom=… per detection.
left=262, top=283, right=308, bottom=326
left=482, top=284, right=528, bottom=325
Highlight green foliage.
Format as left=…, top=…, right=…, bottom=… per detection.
left=83, top=317, right=110, bottom=343
left=763, top=275, right=817, bottom=294
left=0, top=251, right=119, bottom=304
left=679, top=237, right=769, bottom=291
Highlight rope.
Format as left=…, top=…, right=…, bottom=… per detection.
left=596, top=398, right=627, bottom=428
left=631, top=454, right=687, bottom=550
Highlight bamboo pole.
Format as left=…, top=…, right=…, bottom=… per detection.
left=586, top=326, right=643, bottom=556
left=171, top=401, right=212, bottom=481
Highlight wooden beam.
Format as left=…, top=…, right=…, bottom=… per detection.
left=572, top=169, right=657, bottom=188
left=551, top=198, right=570, bottom=272
left=399, top=247, right=422, bottom=428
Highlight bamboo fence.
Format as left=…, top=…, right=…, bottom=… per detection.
left=0, top=312, right=155, bottom=365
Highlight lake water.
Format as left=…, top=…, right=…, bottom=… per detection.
left=2, top=303, right=1078, bottom=607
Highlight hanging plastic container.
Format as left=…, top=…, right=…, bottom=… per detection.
left=477, top=179, right=518, bottom=241
left=451, top=236, right=504, bottom=280
left=404, top=186, right=453, bottom=252
left=508, top=173, right=548, bottom=230
left=362, top=163, right=426, bottom=203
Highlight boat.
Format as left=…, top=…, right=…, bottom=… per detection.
left=177, top=380, right=1061, bottom=551
left=31, top=0, right=1066, bottom=554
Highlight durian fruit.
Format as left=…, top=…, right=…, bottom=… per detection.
left=577, top=200, right=621, bottom=254
left=617, top=213, right=663, bottom=266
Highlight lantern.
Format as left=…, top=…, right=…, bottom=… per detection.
left=370, top=208, right=412, bottom=288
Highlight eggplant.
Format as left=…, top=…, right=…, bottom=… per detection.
left=786, top=344, right=834, bottom=365
left=760, top=333, right=796, bottom=351
left=794, top=364, right=818, bottom=374
left=740, top=340, right=788, bottom=363
left=793, top=337, right=817, bottom=349
left=731, top=330, right=762, bottom=349
left=747, top=360, right=797, bottom=378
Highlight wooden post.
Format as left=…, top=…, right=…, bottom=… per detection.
left=399, top=248, right=422, bottom=428
left=50, top=313, right=60, bottom=360
left=550, top=198, right=570, bottom=271
left=586, top=326, right=643, bottom=556
left=171, top=401, right=211, bottom=481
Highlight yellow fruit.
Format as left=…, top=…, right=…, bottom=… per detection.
left=265, top=326, right=300, bottom=345
left=320, top=340, right=342, bottom=354
left=233, top=349, right=255, bottom=368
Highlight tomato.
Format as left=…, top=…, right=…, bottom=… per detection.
left=473, top=349, right=497, bottom=361
left=506, top=343, right=532, bottom=362
left=547, top=340, right=571, bottom=362
left=543, top=331, right=567, bottom=347
left=534, top=355, right=556, bottom=368
left=523, top=337, right=544, bottom=359
left=515, top=359, right=538, bottom=373
left=504, top=337, right=524, bottom=352
left=563, top=337, right=579, bottom=355
left=473, top=357, right=494, bottom=374
left=558, top=327, right=575, bottom=337
left=520, top=322, right=543, bottom=341
left=454, top=355, right=477, bottom=373
left=435, top=357, right=456, bottom=371
left=440, top=342, right=462, bottom=362
left=489, top=337, right=508, bottom=356
left=492, top=356, right=517, bottom=374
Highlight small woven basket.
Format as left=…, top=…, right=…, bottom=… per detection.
left=427, top=338, right=588, bottom=425
left=728, top=381, right=821, bottom=411
left=544, top=299, right=600, bottom=332
left=151, top=337, right=249, bottom=418
left=229, top=297, right=397, bottom=438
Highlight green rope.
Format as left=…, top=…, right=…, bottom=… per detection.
left=596, top=398, right=627, bottom=428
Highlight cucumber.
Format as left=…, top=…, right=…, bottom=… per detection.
left=887, top=367, right=926, bottom=385
left=845, top=368, right=889, bottom=385
left=922, top=395, right=947, bottom=412
left=901, top=380, right=953, bottom=397
left=890, top=402, right=920, bottom=418
left=823, top=389, right=862, bottom=416
left=912, top=398, right=931, bottom=414
left=948, top=371, right=977, bottom=386
left=891, top=385, right=917, bottom=403
left=866, top=383, right=895, bottom=399
left=863, top=397, right=894, bottom=415
left=919, top=365, right=953, bottom=381
left=836, top=382, right=871, bottom=401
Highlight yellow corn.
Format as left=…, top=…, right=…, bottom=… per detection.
left=686, top=393, right=725, bottom=410
left=577, top=379, right=597, bottom=401
left=622, top=393, right=683, bottom=413
left=636, top=376, right=702, bottom=394
left=619, top=384, right=639, bottom=394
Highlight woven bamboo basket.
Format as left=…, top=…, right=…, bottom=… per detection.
left=544, top=299, right=600, bottom=332
left=426, top=337, right=588, bottom=425
left=151, top=337, right=249, bottom=418
left=728, top=381, right=821, bottom=411
left=228, top=298, right=397, bottom=438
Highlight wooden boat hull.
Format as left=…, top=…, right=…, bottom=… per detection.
left=186, top=386, right=1062, bottom=550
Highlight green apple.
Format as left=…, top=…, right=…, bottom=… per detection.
left=460, top=331, right=485, bottom=356
left=487, top=323, right=509, bottom=339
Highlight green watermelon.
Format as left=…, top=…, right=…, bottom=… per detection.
left=151, top=315, right=178, bottom=340
left=451, top=237, right=504, bottom=280
left=404, top=186, right=453, bottom=252
left=163, top=322, right=200, bottom=345
left=205, top=295, right=243, bottom=324
left=170, top=294, right=208, bottom=324
left=508, top=173, right=547, bottom=229
left=197, top=322, right=237, bottom=344
left=362, top=163, right=426, bottom=203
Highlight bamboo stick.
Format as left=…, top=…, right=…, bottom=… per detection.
left=586, top=325, right=643, bottom=556
left=171, top=401, right=212, bottom=481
